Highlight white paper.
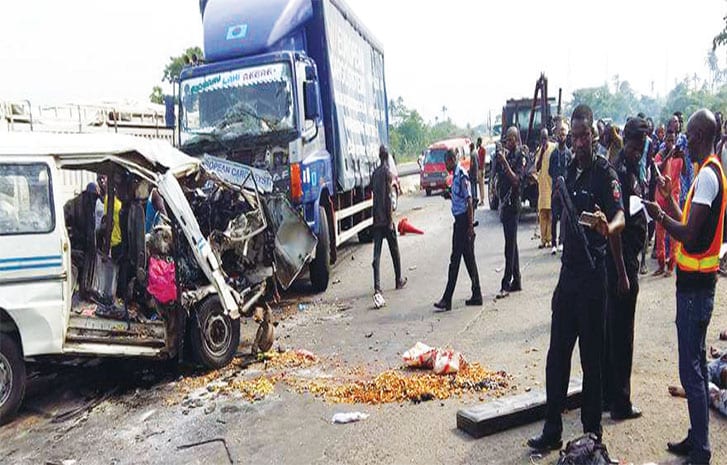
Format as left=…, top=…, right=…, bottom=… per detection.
left=629, top=195, right=652, bottom=222
left=629, top=195, right=643, bottom=215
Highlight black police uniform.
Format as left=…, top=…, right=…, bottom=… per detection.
left=496, top=148, right=525, bottom=291
left=603, top=151, right=646, bottom=416
left=542, top=154, right=624, bottom=439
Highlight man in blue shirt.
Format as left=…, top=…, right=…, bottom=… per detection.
left=434, top=150, right=482, bottom=311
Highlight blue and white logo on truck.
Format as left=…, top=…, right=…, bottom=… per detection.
left=226, top=24, right=248, bottom=40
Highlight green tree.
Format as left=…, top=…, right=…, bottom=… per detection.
left=568, top=80, right=664, bottom=124
left=149, top=86, right=164, bottom=105
left=162, top=46, right=204, bottom=83
left=714, top=10, right=727, bottom=50
left=387, top=96, right=469, bottom=161
left=659, top=80, right=721, bottom=123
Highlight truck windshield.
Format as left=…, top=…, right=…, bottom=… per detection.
left=180, top=62, right=296, bottom=144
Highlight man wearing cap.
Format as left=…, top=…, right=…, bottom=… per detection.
left=602, top=117, right=648, bottom=421
left=434, top=149, right=482, bottom=311
left=645, top=109, right=727, bottom=465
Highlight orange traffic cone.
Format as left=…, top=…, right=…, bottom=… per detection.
left=398, top=217, right=424, bottom=235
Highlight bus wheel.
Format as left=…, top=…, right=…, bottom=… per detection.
left=0, top=336, right=25, bottom=425
left=190, top=296, right=240, bottom=369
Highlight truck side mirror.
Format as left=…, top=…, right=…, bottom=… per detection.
left=304, top=81, right=320, bottom=120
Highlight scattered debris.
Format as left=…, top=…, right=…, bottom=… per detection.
left=408, top=265, right=417, bottom=271
left=290, top=363, right=508, bottom=404
left=365, top=332, right=374, bottom=338
left=335, top=303, right=353, bottom=312
left=332, top=278, right=341, bottom=285
left=168, top=347, right=507, bottom=409
left=298, top=304, right=308, bottom=312
left=332, top=411, right=369, bottom=424
left=220, top=405, right=240, bottom=414
left=204, top=403, right=217, bottom=415
left=139, top=409, right=156, bottom=423
left=177, top=438, right=234, bottom=464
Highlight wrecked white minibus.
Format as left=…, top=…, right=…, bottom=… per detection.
left=0, top=133, right=316, bottom=422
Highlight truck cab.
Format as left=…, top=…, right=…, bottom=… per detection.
left=178, top=0, right=389, bottom=292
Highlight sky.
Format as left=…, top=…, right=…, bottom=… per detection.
left=0, top=0, right=725, bottom=127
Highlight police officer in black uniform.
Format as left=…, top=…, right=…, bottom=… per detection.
left=495, top=127, right=526, bottom=298
left=528, top=104, right=626, bottom=451
left=603, top=117, right=649, bottom=421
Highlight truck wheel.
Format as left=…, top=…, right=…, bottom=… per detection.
left=425, top=188, right=432, bottom=197
left=390, top=187, right=399, bottom=211
left=358, top=228, right=373, bottom=243
left=0, top=336, right=25, bottom=425
left=190, top=296, right=240, bottom=369
left=310, top=206, right=331, bottom=292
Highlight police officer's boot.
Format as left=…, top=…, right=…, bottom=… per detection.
left=527, top=432, right=562, bottom=451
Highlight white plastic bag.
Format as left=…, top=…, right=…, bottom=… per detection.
left=433, top=349, right=464, bottom=375
left=402, top=342, right=437, bottom=368
left=332, top=412, right=369, bottom=424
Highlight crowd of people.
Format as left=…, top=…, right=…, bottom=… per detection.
left=369, top=105, right=726, bottom=464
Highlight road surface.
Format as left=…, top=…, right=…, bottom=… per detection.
left=1, top=190, right=726, bottom=465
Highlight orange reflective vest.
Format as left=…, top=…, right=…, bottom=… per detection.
left=675, top=155, right=727, bottom=273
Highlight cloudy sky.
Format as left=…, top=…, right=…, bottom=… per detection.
left=0, top=0, right=725, bottom=126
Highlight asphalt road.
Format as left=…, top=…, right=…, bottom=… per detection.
left=1, top=190, right=726, bottom=465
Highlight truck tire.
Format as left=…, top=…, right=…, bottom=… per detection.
left=358, top=228, right=373, bottom=243
left=391, top=187, right=399, bottom=211
left=190, top=296, right=240, bottom=369
left=0, top=336, right=25, bottom=425
left=425, top=188, right=432, bottom=197
left=310, top=206, right=331, bottom=292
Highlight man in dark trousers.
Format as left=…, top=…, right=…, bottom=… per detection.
left=468, top=142, right=479, bottom=205
left=603, top=117, right=649, bottom=421
left=645, top=109, right=726, bottom=465
left=496, top=127, right=525, bottom=298
left=528, top=104, right=625, bottom=451
left=434, top=149, right=482, bottom=311
left=371, top=145, right=407, bottom=307
left=549, top=119, right=572, bottom=255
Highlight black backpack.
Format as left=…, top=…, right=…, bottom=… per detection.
left=556, top=434, right=614, bottom=465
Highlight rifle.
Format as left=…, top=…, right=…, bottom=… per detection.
left=555, top=176, right=596, bottom=270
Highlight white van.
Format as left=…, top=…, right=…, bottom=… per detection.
left=0, top=133, right=316, bottom=423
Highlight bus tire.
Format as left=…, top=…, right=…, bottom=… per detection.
left=0, top=335, right=25, bottom=425
left=310, top=206, right=331, bottom=292
left=190, top=296, right=240, bottom=369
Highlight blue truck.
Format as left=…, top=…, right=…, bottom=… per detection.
left=178, top=0, right=389, bottom=292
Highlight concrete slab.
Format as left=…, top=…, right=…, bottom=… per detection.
left=457, top=378, right=583, bottom=438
